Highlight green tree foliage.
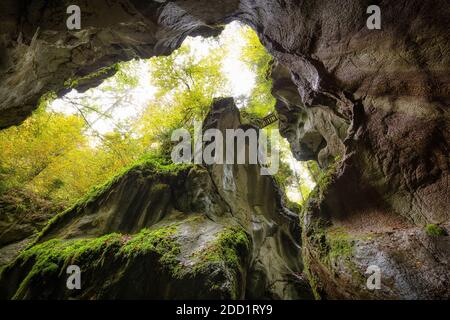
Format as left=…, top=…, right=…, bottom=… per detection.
left=135, top=41, right=228, bottom=158
left=140, top=45, right=226, bottom=129
left=0, top=88, right=148, bottom=203
left=0, top=38, right=227, bottom=204
left=0, top=106, right=85, bottom=194
left=239, top=27, right=276, bottom=117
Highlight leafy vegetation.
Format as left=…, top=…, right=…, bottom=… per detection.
left=425, top=224, right=446, bottom=237
left=239, top=27, right=276, bottom=117
left=193, top=226, right=250, bottom=272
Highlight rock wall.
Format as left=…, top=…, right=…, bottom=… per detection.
left=242, top=0, right=449, bottom=299
left=0, top=0, right=449, bottom=299
left=203, top=98, right=311, bottom=299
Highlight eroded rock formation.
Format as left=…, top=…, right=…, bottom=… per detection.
left=0, top=0, right=449, bottom=299
left=0, top=99, right=312, bottom=299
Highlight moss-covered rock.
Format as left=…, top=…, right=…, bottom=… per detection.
left=301, top=157, right=450, bottom=299
left=203, top=98, right=314, bottom=299
left=302, top=219, right=357, bottom=299
left=425, top=224, right=446, bottom=237
left=192, top=226, right=251, bottom=299
left=36, top=155, right=196, bottom=242
left=0, top=221, right=251, bottom=299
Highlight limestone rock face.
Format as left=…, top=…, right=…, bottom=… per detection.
left=0, top=0, right=235, bottom=128
left=239, top=0, right=449, bottom=299
left=203, top=98, right=312, bottom=299
left=0, top=0, right=449, bottom=299
left=301, top=162, right=450, bottom=299
left=0, top=99, right=313, bottom=300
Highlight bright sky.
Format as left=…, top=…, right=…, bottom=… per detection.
left=285, top=158, right=316, bottom=203
left=50, top=60, right=156, bottom=135
left=49, top=21, right=315, bottom=203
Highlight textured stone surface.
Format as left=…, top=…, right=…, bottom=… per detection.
left=236, top=1, right=449, bottom=298
left=243, top=0, right=449, bottom=299
left=302, top=165, right=450, bottom=299
left=203, top=98, right=312, bottom=299
left=0, top=0, right=449, bottom=299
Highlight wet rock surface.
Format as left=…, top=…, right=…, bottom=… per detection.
left=0, top=0, right=449, bottom=299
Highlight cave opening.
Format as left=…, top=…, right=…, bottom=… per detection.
left=0, top=21, right=315, bottom=211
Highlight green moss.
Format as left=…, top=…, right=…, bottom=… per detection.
left=119, top=225, right=182, bottom=277
left=302, top=221, right=357, bottom=300
left=3, top=220, right=253, bottom=299
left=314, top=225, right=354, bottom=266
left=7, top=225, right=183, bottom=299
left=37, top=91, right=57, bottom=109
left=78, top=155, right=193, bottom=205
left=71, top=155, right=193, bottom=209
left=425, top=224, right=446, bottom=237
left=194, top=226, right=250, bottom=271
left=326, top=228, right=354, bottom=262
left=35, top=155, right=195, bottom=243
left=11, top=233, right=124, bottom=298
left=314, top=156, right=341, bottom=200
left=300, top=156, right=341, bottom=219
left=192, top=226, right=250, bottom=299
left=4, top=223, right=251, bottom=299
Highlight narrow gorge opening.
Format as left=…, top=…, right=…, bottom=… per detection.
left=0, top=22, right=315, bottom=211
left=0, top=22, right=321, bottom=298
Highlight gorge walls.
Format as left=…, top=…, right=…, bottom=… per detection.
left=0, top=0, right=449, bottom=299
